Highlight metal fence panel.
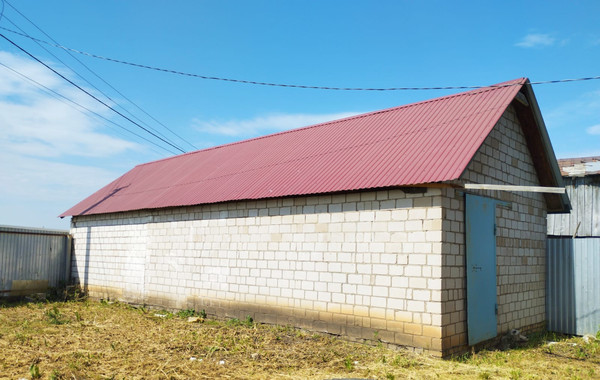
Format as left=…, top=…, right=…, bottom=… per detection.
left=547, top=237, right=600, bottom=335
left=574, top=238, right=600, bottom=335
left=0, top=225, right=72, bottom=297
left=547, top=176, right=600, bottom=237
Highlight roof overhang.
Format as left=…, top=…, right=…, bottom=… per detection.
left=511, top=80, right=571, bottom=213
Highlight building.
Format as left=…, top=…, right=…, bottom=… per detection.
left=548, top=156, right=600, bottom=237
left=61, top=78, right=569, bottom=356
left=547, top=157, right=599, bottom=336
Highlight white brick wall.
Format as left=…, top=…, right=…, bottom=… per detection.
left=72, top=188, right=446, bottom=352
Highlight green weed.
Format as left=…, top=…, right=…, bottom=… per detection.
left=576, top=346, right=588, bottom=359
left=29, top=363, right=41, bottom=379
left=226, top=315, right=253, bottom=327
left=451, top=352, right=472, bottom=363
left=343, top=357, right=354, bottom=371
left=176, top=308, right=196, bottom=318
left=45, top=306, right=68, bottom=325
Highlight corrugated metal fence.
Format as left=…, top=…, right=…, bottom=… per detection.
left=547, top=175, right=600, bottom=237
left=0, top=225, right=72, bottom=297
left=547, top=237, right=600, bottom=335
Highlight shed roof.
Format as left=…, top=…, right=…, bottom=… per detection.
left=557, top=156, right=600, bottom=177
left=61, top=78, right=569, bottom=217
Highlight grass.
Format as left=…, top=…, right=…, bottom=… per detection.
left=0, top=300, right=598, bottom=379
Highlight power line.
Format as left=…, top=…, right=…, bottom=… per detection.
left=2, top=0, right=197, bottom=151
left=0, top=32, right=187, bottom=154
left=3, top=1, right=197, bottom=151
left=3, top=15, right=182, bottom=150
left=0, top=60, right=177, bottom=156
left=1, top=25, right=599, bottom=91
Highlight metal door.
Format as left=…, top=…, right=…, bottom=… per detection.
left=465, top=194, right=498, bottom=345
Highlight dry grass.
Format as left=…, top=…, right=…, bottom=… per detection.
left=0, top=299, right=598, bottom=379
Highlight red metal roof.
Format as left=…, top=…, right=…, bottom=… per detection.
left=61, top=78, right=527, bottom=217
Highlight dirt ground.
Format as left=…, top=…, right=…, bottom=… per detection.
left=0, top=299, right=598, bottom=379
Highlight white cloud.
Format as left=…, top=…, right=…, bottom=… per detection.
left=0, top=100, right=139, bottom=157
left=0, top=52, right=139, bottom=158
left=587, top=124, right=600, bottom=135
left=544, top=90, right=600, bottom=159
left=0, top=151, right=122, bottom=229
left=515, top=33, right=556, bottom=48
left=193, top=111, right=361, bottom=137
left=0, top=51, right=64, bottom=96
left=0, top=51, right=150, bottom=228
left=546, top=90, right=600, bottom=128
left=0, top=152, right=119, bottom=203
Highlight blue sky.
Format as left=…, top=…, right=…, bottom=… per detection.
left=0, top=1, right=599, bottom=229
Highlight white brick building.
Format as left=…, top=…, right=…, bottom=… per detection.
left=62, top=78, right=569, bottom=356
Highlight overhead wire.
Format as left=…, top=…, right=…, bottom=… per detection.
left=0, top=25, right=599, bottom=92
left=2, top=15, right=188, bottom=153
left=0, top=32, right=187, bottom=154
left=0, top=60, right=177, bottom=156
left=2, top=0, right=197, bottom=151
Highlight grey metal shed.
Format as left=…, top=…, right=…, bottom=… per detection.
left=0, top=225, right=72, bottom=297
left=547, top=157, right=600, bottom=336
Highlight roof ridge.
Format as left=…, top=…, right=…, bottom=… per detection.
left=136, top=78, right=527, bottom=168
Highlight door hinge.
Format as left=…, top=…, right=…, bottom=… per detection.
left=494, top=224, right=497, bottom=236
left=495, top=303, right=498, bottom=315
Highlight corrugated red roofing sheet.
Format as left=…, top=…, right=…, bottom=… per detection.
left=61, top=78, right=527, bottom=217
